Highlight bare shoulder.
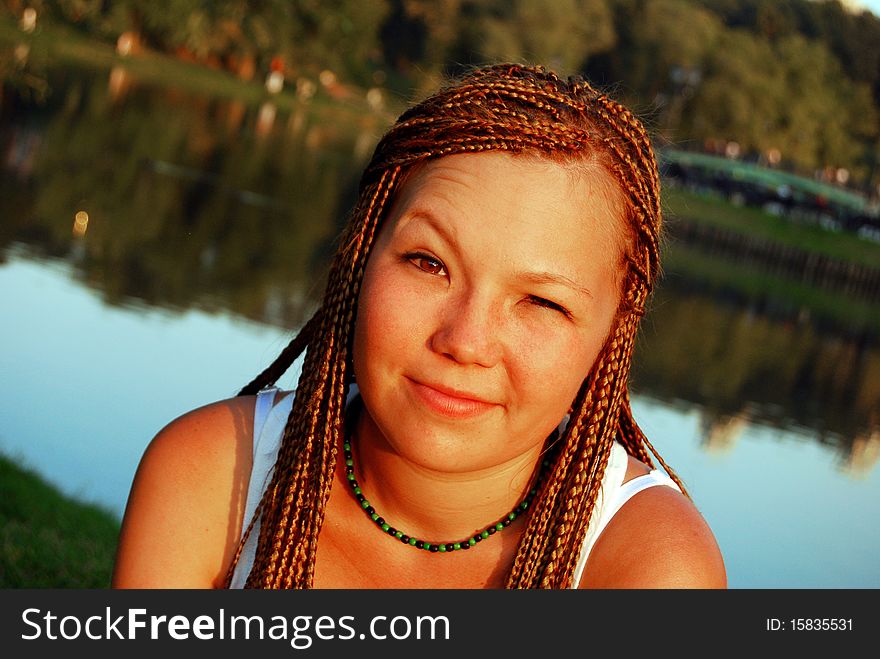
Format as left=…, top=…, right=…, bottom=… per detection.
left=579, top=455, right=727, bottom=589
left=112, top=395, right=258, bottom=589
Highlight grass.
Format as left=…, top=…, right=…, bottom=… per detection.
left=662, top=240, right=880, bottom=333
left=662, top=188, right=880, bottom=331
left=0, top=454, right=120, bottom=588
left=664, top=186, right=880, bottom=269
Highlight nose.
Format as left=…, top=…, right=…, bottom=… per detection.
left=428, top=290, right=502, bottom=367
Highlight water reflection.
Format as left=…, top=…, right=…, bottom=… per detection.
left=633, top=281, right=879, bottom=467
left=1, top=63, right=384, bottom=325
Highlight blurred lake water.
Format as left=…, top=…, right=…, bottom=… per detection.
left=2, top=59, right=878, bottom=588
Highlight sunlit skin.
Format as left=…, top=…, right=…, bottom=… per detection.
left=349, top=151, right=625, bottom=544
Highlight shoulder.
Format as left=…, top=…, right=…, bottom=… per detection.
left=579, top=455, right=727, bottom=589
left=112, top=395, right=260, bottom=588
left=140, top=396, right=258, bottom=477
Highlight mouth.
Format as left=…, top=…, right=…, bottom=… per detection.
left=406, top=377, right=499, bottom=419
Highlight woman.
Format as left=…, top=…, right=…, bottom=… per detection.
left=112, top=64, right=726, bottom=589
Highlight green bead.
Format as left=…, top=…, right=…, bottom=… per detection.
left=495, top=523, right=504, bottom=531
left=371, top=513, right=379, bottom=521
left=395, top=531, right=403, bottom=539
left=347, top=473, right=355, bottom=481
left=408, top=538, right=417, bottom=546
left=508, top=512, right=516, bottom=521
left=481, top=530, right=489, bottom=539
left=453, top=543, right=461, bottom=550
left=343, top=442, right=351, bottom=451
left=361, top=500, right=370, bottom=509
left=381, top=523, right=390, bottom=532
left=468, top=538, right=476, bottom=546
left=423, top=543, right=432, bottom=551
left=354, top=487, right=361, bottom=495
left=438, top=544, right=446, bottom=552
left=345, top=458, right=353, bottom=466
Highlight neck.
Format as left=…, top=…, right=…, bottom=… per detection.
left=347, top=404, right=547, bottom=545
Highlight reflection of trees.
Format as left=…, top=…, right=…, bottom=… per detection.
left=845, top=422, right=880, bottom=478
left=2, top=68, right=374, bottom=327
left=698, top=407, right=751, bottom=455
left=632, top=283, right=880, bottom=458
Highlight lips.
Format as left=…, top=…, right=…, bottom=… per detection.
left=406, top=377, right=499, bottom=419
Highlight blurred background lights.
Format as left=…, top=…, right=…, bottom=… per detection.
left=265, top=70, right=284, bottom=94
left=20, top=8, right=36, bottom=33
left=117, top=32, right=134, bottom=56
left=73, top=210, right=89, bottom=237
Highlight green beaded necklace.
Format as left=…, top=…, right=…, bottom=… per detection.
left=343, top=437, right=554, bottom=553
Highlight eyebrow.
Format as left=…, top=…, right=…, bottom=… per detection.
left=400, top=208, right=593, bottom=299
left=398, top=208, right=458, bottom=249
left=517, top=271, right=594, bottom=299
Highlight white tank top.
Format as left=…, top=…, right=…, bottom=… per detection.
left=230, top=387, right=680, bottom=588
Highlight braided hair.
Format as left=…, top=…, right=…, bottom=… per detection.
left=224, top=63, right=683, bottom=589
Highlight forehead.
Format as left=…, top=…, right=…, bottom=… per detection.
left=384, top=152, right=625, bottom=256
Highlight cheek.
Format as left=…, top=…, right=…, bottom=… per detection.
left=511, top=303, right=618, bottom=414
left=515, top=330, right=603, bottom=408
left=353, top=261, right=422, bottom=375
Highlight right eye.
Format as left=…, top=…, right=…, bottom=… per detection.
left=405, top=252, right=447, bottom=276
left=526, top=295, right=572, bottom=318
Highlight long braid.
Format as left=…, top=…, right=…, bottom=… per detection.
left=548, top=321, right=636, bottom=586
left=229, top=64, right=680, bottom=589
left=231, top=169, right=399, bottom=589
left=237, top=310, right=322, bottom=397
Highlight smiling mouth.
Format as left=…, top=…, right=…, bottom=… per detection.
left=407, top=378, right=498, bottom=419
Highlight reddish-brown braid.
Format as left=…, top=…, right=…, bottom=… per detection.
left=223, top=63, right=682, bottom=590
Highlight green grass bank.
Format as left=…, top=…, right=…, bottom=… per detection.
left=0, top=14, right=398, bottom=123
left=664, top=186, right=880, bottom=269
left=0, top=454, right=120, bottom=588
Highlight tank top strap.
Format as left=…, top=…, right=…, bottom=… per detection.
left=253, top=386, right=279, bottom=441
left=229, top=386, right=292, bottom=588
left=614, top=470, right=682, bottom=506
left=230, top=385, right=359, bottom=588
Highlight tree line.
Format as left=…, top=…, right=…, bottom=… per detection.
left=5, top=0, right=880, bottom=188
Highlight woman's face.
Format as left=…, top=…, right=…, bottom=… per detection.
left=352, top=151, right=625, bottom=474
